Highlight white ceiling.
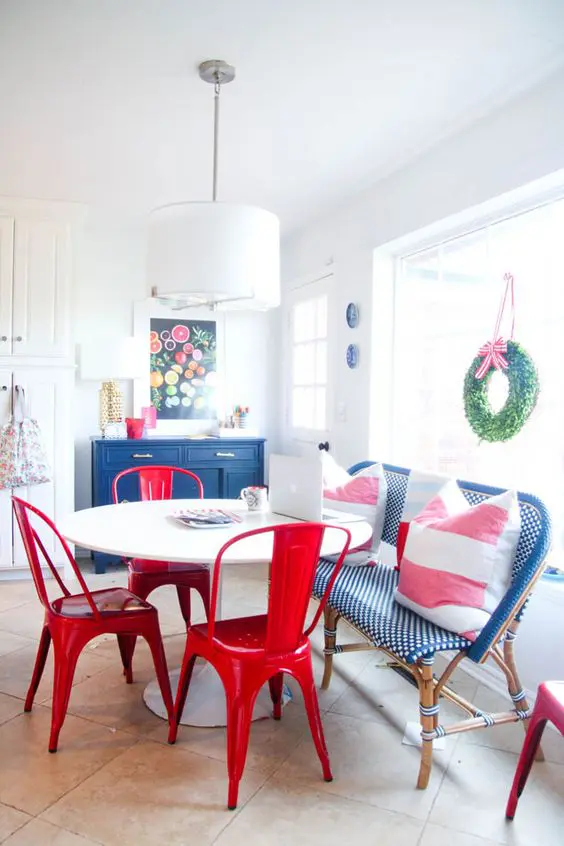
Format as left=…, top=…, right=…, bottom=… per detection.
left=0, top=0, right=563, bottom=232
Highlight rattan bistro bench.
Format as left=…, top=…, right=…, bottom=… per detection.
left=314, top=462, right=551, bottom=789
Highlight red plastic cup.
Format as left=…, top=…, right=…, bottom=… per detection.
left=125, top=418, right=145, bottom=439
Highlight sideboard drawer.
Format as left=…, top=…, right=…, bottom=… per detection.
left=188, top=445, right=258, bottom=463
left=102, top=444, right=184, bottom=466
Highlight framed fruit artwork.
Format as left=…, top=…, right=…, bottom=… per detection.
left=149, top=318, right=217, bottom=420
left=133, top=299, right=224, bottom=436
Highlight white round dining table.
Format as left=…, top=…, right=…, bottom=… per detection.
left=58, top=499, right=372, bottom=727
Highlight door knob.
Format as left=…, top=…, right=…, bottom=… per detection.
left=318, top=441, right=330, bottom=452
left=14, top=336, right=22, bottom=342
left=0, top=336, right=7, bottom=342
left=1, top=386, right=7, bottom=391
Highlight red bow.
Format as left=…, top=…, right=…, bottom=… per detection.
left=475, top=337, right=509, bottom=380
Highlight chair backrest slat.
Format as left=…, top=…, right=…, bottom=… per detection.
left=347, top=461, right=552, bottom=663
left=208, top=523, right=351, bottom=655
left=11, top=497, right=101, bottom=619
left=112, top=465, right=204, bottom=504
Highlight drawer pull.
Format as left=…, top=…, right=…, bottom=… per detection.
left=216, top=451, right=235, bottom=458
left=132, top=453, right=153, bottom=459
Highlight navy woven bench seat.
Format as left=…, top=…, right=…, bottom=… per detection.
left=313, top=558, right=471, bottom=664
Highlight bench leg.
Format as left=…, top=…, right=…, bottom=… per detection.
left=321, top=606, right=340, bottom=690
left=503, top=629, right=544, bottom=763
left=417, top=657, right=437, bottom=789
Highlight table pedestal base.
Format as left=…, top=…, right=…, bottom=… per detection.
left=143, top=662, right=291, bottom=728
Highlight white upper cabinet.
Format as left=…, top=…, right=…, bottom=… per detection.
left=12, top=219, right=72, bottom=358
left=0, top=218, right=15, bottom=355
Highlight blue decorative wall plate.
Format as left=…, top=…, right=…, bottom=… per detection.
left=346, top=302, right=359, bottom=328
left=346, top=344, right=359, bottom=369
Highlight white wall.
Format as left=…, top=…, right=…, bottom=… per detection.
left=73, top=214, right=279, bottom=512
left=281, top=67, right=564, bottom=467
left=280, top=67, right=564, bottom=695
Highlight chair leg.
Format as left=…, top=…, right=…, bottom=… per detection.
left=24, top=625, right=52, bottom=712
left=195, top=575, right=211, bottom=620
left=321, top=606, right=340, bottom=690
left=417, top=658, right=436, bottom=789
left=506, top=714, right=547, bottom=820
left=125, top=575, right=154, bottom=679
left=49, top=638, right=83, bottom=753
left=143, top=622, right=174, bottom=729
left=175, top=585, right=192, bottom=627
left=117, top=634, right=135, bottom=684
left=225, top=680, right=257, bottom=811
left=168, top=646, right=197, bottom=744
left=294, top=659, right=333, bottom=782
left=268, top=672, right=284, bottom=720
left=503, top=631, right=544, bottom=762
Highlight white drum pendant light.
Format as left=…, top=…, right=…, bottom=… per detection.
left=148, top=60, right=280, bottom=310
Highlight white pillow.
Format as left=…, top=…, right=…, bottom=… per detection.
left=395, top=480, right=521, bottom=640
left=323, top=459, right=388, bottom=561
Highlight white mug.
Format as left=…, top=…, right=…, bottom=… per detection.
left=240, top=486, right=268, bottom=511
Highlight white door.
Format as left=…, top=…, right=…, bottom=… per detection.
left=12, top=219, right=71, bottom=359
left=0, top=370, right=12, bottom=569
left=10, top=367, right=74, bottom=570
left=284, top=273, right=334, bottom=457
left=0, top=218, right=14, bottom=355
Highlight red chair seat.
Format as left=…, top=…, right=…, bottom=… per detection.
left=190, top=615, right=306, bottom=655
left=53, top=587, right=151, bottom=618
left=129, top=558, right=208, bottom=576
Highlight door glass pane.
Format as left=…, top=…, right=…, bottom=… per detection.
left=294, top=300, right=315, bottom=342
left=315, top=341, right=327, bottom=384
left=316, top=295, right=328, bottom=338
left=314, top=387, right=326, bottom=431
left=294, top=342, right=316, bottom=386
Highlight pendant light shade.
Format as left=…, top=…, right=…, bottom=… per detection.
left=148, top=201, right=280, bottom=309
left=148, top=59, right=280, bottom=311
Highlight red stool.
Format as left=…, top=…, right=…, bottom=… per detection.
left=112, top=466, right=211, bottom=677
left=169, top=521, right=352, bottom=810
left=12, top=496, right=174, bottom=752
left=506, top=681, right=564, bottom=819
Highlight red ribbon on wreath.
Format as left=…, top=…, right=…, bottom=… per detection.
left=475, top=273, right=515, bottom=381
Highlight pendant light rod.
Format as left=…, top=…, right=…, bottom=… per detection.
left=199, top=60, right=236, bottom=203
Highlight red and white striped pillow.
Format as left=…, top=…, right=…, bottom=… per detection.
left=323, top=459, right=388, bottom=559
left=395, top=480, right=521, bottom=640
left=396, top=470, right=450, bottom=568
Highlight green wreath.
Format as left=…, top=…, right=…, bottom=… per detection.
left=463, top=340, right=539, bottom=443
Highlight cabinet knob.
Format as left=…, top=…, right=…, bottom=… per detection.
left=318, top=441, right=330, bottom=452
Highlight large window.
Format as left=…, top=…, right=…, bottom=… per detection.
left=392, top=197, right=564, bottom=564
left=290, top=293, right=328, bottom=433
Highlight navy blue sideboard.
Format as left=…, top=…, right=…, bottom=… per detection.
left=91, top=436, right=266, bottom=573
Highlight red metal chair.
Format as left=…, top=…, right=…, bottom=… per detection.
left=506, top=680, right=564, bottom=819
left=11, top=496, right=174, bottom=752
left=168, top=521, right=352, bottom=810
left=112, top=466, right=211, bottom=674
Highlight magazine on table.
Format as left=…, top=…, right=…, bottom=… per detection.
left=172, top=508, right=243, bottom=529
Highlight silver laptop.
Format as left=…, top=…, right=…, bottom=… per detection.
left=268, top=454, right=363, bottom=523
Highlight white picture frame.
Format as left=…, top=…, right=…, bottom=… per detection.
left=133, top=298, right=226, bottom=437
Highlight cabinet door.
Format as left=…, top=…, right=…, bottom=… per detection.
left=11, top=368, right=73, bottom=570
left=0, top=369, right=12, bottom=568
left=0, top=218, right=14, bottom=354
left=12, top=219, right=71, bottom=358
left=223, top=468, right=261, bottom=500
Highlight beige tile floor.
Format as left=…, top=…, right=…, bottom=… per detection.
left=0, top=562, right=563, bottom=845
